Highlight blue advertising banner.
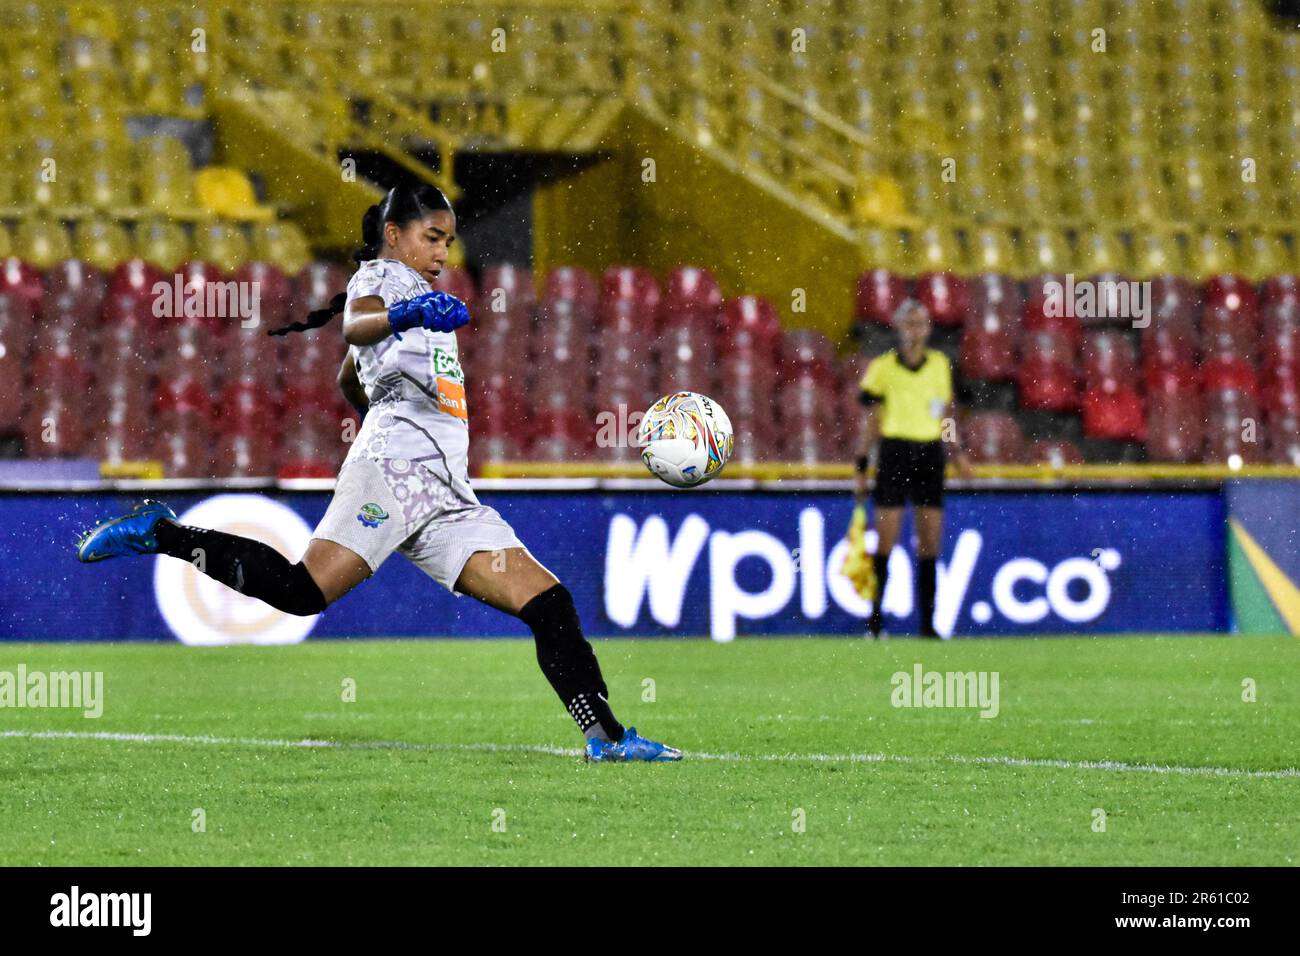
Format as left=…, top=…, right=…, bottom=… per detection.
left=0, top=489, right=1227, bottom=642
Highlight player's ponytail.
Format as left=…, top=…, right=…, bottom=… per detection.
left=269, top=184, right=454, bottom=337
left=353, top=200, right=385, bottom=264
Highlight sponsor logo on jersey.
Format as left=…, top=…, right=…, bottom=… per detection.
left=433, top=347, right=464, bottom=383
left=357, top=503, right=390, bottom=528
left=435, top=377, right=468, bottom=420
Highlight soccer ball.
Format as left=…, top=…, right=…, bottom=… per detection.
left=637, top=391, right=734, bottom=487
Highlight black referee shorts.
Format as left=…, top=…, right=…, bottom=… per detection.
left=872, top=437, right=947, bottom=508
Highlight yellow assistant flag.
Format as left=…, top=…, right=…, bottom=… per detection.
left=839, top=504, right=877, bottom=602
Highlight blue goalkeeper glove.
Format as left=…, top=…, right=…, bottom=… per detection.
left=387, top=291, right=470, bottom=340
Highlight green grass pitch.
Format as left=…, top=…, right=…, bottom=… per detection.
left=0, top=635, right=1296, bottom=866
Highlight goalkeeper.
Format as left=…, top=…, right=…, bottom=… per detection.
left=853, top=300, right=972, bottom=638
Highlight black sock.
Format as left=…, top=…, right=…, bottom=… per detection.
left=518, top=584, right=625, bottom=743
left=869, top=553, right=890, bottom=631
left=153, top=520, right=327, bottom=617
left=918, top=557, right=938, bottom=635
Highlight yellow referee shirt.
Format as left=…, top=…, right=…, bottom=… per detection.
left=859, top=349, right=953, bottom=442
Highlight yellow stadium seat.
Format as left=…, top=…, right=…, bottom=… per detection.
left=0, top=165, right=15, bottom=208
left=860, top=227, right=907, bottom=272
left=1189, top=231, right=1238, bottom=280
left=251, top=222, right=313, bottom=272
left=75, top=219, right=133, bottom=270
left=853, top=174, right=906, bottom=226
left=135, top=136, right=192, bottom=176
left=194, top=221, right=252, bottom=272
left=908, top=225, right=964, bottom=275
left=1132, top=232, right=1188, bottom=279
left=969, top=228, right=1017, bottom=274
left=16, top=152, right=76, bottom=209
left=1077, top=230, right=1128, bottom=276
left=135, top=218, right=192, bottom=271
left=15, top=218, right=73, bottom=268
left=194, top=167, right=274, bottom=221
left=1239, top=232, right=1289, bottom=281
left=1019, top=229, right=1073, bottom=277
left=78, top=162, right=136, bottom=210
left=139, top=166, right=195, bottom=214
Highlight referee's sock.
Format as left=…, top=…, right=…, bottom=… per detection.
left=918, top=556, right=938, bottom=636
left=869, top=554, right=890, bottom=633
left=518, top=584, right=626, bottom=744
left=153, top=520, right=327, bottom=616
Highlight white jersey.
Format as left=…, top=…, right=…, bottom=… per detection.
left=343, top=259, right=476, bottom=504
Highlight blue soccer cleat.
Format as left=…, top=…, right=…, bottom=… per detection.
left=585, top=727, right=683, bottom=763
left=76, top=500, right=176, bottom=563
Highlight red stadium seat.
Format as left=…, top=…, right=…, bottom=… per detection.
left=856, top=268, right=910, bottom=326
left=480, top=263, right=536, bottom=313
left=777, top=367, right=837, bottom=465
left=1082, top=383, right=1146, bottom=441
left=543, top=266, right=599, bottom=312
left=963, top=412, right=1024, bottom=463
left=601, top=266, right=660, bottom=317
left=1141, top=319, right=1198, bottom=376
left=721, top=296, right=782, bottom=350
left=960, top=307, right=1017, bottom=383
left=0, top=293, right=34, bottom=431
left=1260, top=274, right=1300, bottom=306
left=96, top=374, right=154, bottom=463
left=1266, top=412, right=1300, bottom=464
left=232, top=261, right=292, bottom=333
left=662, top=266, right=722, bottom=316
left=657, top=313, right=718, bottom=397
left=532, top=299, right=593, bottom=417
left=24, top=348, right=93, bottom=457
left=0, top=257, right=46, bottom=311
left=527, top=407, right=591, bottom=462
left=781, top=329, right=836, bottom=373
left=435, top=266, right=477, bottom=311
left=213, top=381, right=280, bottom=477
left=106, top=259, right=164, bottom=304
left=293, top=262, right=350, bottom=316
left=717, top=343, right=779, bottom=467
left=913, top=272, right=970, bottom=327
left=1146, top=393, right=1205, bottom=463
left=1201, top=355, right=1259, bottom=398
left=1201, top=302, right=1259, bottom=356
left=1150, top=275, right=1200, bottom=327
left=44, top=260, right=106, bottom=315
left=1261, top=376, right=1300, bottom=418
left=1018, top=329, right=1079, bottom=412
left=1143, top=360, right=1199, bottom=401
left=1081, top=331, right=1138, bottom=390
left=966, top=273, right=1023, bottom=324
left=1202, top=274, right=1259, bottom=323
left=1026, top=438, right=1085, bottom=466
left=1204, top=388, right=1265, bottom=465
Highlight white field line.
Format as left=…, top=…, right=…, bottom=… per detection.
left=3, top=729, right=1298, bottom=780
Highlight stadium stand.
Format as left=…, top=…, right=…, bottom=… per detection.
left=3, top=0, right=1300, bottom=474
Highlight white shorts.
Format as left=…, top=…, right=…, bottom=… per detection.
left=312, top=457, right=524, bottom=594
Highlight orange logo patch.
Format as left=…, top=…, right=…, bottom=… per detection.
left=436, top=377, right=468, bottom=420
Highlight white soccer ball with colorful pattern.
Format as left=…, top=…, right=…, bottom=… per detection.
left=637, top=391, right=735, bottom=487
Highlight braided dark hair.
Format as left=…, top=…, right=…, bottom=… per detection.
left=268, top=183, right=454, bottom=337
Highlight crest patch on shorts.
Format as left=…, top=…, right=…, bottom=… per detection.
left=356, top=502, right=390, bottom=528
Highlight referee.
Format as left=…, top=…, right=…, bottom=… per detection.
left=854, top=300, right=972, bottom=638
